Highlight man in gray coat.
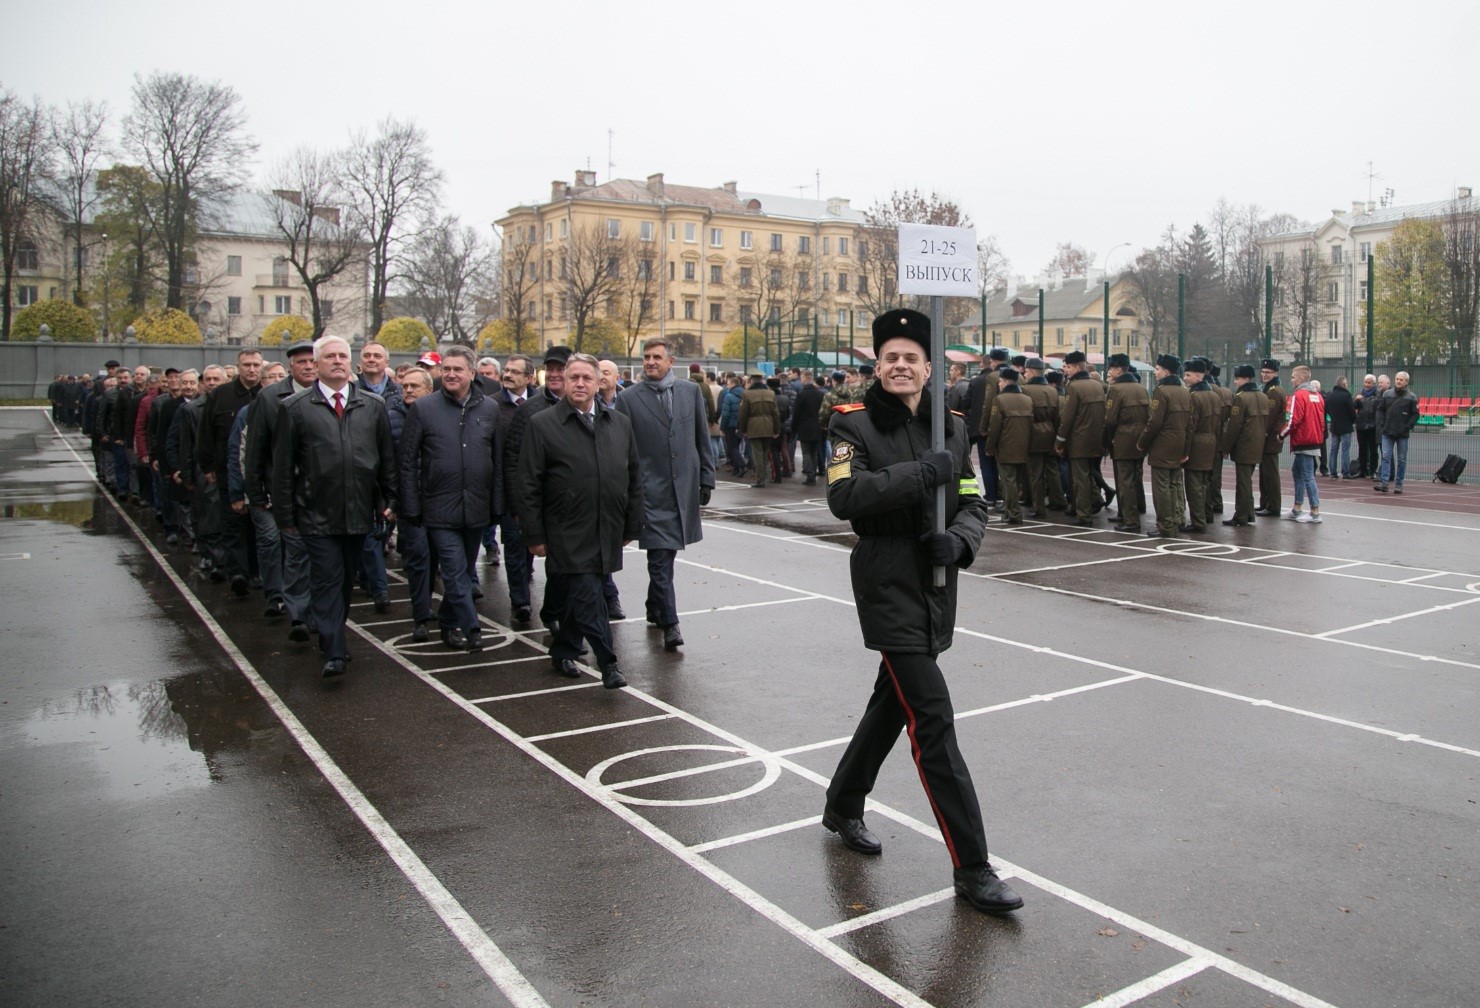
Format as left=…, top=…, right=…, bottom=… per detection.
left=614, top=336, right=715, bottom=651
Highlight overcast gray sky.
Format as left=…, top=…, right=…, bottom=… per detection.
left=12, top=0, right=1478, bottom=280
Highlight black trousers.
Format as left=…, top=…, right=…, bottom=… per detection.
left=216, top=476, right=257, bottom=580
left=551, top=573, right=616, bottom=667
left=302, top=533, right=365, bottom=662
left=1357, top=429, right=1379, bottom=477
left=539, top=562, right=568, bottom=628
left=646, top=548, right=678, bottom=627
left=826, top=651, right=989, bottom=869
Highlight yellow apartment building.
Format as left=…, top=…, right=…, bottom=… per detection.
left=955, top=272, right=1147, bottom=361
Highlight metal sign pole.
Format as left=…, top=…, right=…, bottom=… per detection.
left=931, top=294, right=946, bottom=588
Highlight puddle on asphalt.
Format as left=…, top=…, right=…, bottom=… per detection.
left=8, top=670, right=282, bottom=793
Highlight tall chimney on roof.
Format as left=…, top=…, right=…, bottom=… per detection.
left=574, top=169, right=596, bottom=189
left=722, top=180, right=737, bottom=194
left=551, top=180, right=568, bottom=200
left=647, top=173, right=665, bottom=197
left=1460, top=186, right=1474, bottom=200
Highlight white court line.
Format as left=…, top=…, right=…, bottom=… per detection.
left=1314, top=561, right=1365, bottom=572
left=1313, top=509, right=1480, bottom=532
left=0, top=551, right=31, bottom=560
left=815, top=887, right=959, bottom=939
left=42, top=419, right=550, bottom=1008
left=1075, top=957, right=1214, bottom=1008
left=356, top=617, right=414, bottom=627
left=611, top=595, right=819, bottom=624
left=1397, top=571, right=1445, bottom=584
left=524, top=714, right=676, bottom=743
left=468, top=681, right=604, bottom=703
left=1313, top=594, right=1480, bottom=638
left=687, top=815, right=821, bottom=854
left=979, top=552, right=1159, bottom=579
left=430, top=654, right=551, bottom=673
left=605, top=755, right=761, bottom=792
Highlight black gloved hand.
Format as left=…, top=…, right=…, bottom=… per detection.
left=919, top=450, right=954, bottom=488
left=920, top=530, right=962, bottom=566
left=699, top=486, right=712, bottom=506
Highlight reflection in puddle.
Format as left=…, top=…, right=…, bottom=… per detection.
left=1, top=497, right=105, bottom=527
left=11, top=670, right=282, bottom=796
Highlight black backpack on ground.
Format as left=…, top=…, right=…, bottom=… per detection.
left=1346, top=459, right=1361, bottom=478
left=1434, top=454, right=1467, bottom=484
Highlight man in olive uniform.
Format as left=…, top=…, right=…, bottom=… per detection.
left=1205, top=362, right=1233, bottom=519
left=1255, top=359, right=1287, bottom=517
left=739, top=373, right=780, bottom=487
left=822, top=308, right=1021, bottom=916
left=1137, top=354, right=1193, bottom=538
left=1221, top=364, right=1269, bottom=526
left=1102, top=353, right=1150, bottom=533
left=1021, top=358, right=1065, bottom=518
left=985, top=367, right=1033, bottom=525
left=1054, top=350, right=1106, bottom=527
left=969, top=348, right=1010, bottom=507
left=1181, top=358, right=1221, bottom=534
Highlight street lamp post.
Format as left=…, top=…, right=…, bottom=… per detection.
left=1100, top=242, right=1131, bottom=376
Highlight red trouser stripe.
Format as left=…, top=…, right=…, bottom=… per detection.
left=880, top=653, right=961, bottom=868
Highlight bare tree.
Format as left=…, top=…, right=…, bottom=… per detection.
left=608, top=233, right=660, bottom=357
left=0, top=88, right=52, bottom=340
left=399, top=215, right=495, bottom=343
left=1442, top=198, right=1480, bottom=384
left=122, top=72, right=256, bottom=311
left=1124, top=233, right=1179, bottom=362
left=562, top=220, right=625, bottom=352
left=499, top=228, right=538, bottom=353
left=341, top=117, right=443, bottom=335
left=51, top=99, right=110, bottom=306
left=266, top=147, right=363, bottom=338
left=857, top=189, right=973, bottom=318
left=1278, top=241, right=1326, bottom=365
left=731, top=245, right=816, bottom=351
left=1043, top=241, right=1094, bottom=278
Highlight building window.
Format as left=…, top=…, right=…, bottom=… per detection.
left=1130, top=330, right=1140, bottom=347
left=1358, top=279, right=1368, bottom=301
left=820, top=309, right=830, bottom=326
left=560, top=219, right=569, bottom=239
left=668, top=261, right=675, bottom=280
left=709, top=302, right=723, bottom=322
left=769, top=268, right=782, bottom=289
left=1327, top=320, right=1339, bottom=341
left=740, top=304, right=753, bottom=325
left=545, top=223, right=553, bottom=242
left=822, top=273, right=831, bottom=291
left=768, top=306, right=780, bottom=324
left=669, top=224, right=677, bottom=241
left=527, top=303, right=536, bottom=320
left=272, top=258, right=290, bottom=286
left=1328, top=282, right=1339, bottom=303
left=637, top=258, right=652, bottom=280
left=798, top=236, right=811, bottom=254
left=1112, top=329, right=1121, bottom=346
left=1359, top=241, right=1372, bottom=262
left=321, top=300, right=334, bottom=319
left=258, top=295, right=265, bottom=314
left=227, top=296, right=241, bottom=316
left=797, top=271, right=809, bottom=290
left=739, top=266, right=753, bottom=288
left=641, top=296, right=653, bottom=316
left=640, top=221, right=654, bottom=242
left=606, top=256, right=620, bottom=278
left=710, top=264, right=723, bottom=284
left=837, top=308, right=848, bottom=327
left=16, top=284, right=39, bottom=306
left=559, top=295, right=568, bottom=318
left=709, top=227, right=723, bottom=247
left=545, top=260, right=553, bottom=280
left=684, top=300, right=695, bottom=320
left=606, top=219, right=620, bottom=238
left=667, top=301, right=675, bottom=319
left=528, top=225, right=537, bottom=243
left=857, top=239, right=868, bottom=259
left=740, top=231, right=753, bottom=250
left=1331, top=245, right=1343, bottom=265
left=838, top=272, right=849, bottom=292
left=1088, top=327, right=1098, bottom=346
left=274, top=294, right=292, bottom=314
left=797, top=307, right=809, bottom=325
left=684, top=261, right=696, bottom=281
left=857, top=275, right=868, bottom=295
left=770, top=233, right=782, bottom=252
left=16, top=244, right=39, bottom=271
left=1056, top=327, right=1065, bottom=346
left=1273, top=251, right=1284, bottom=269
left=822, top=237, right=831, bottom=255
left=226, top=255, right=242, bottom=276
left=839, top=237, right=849, bottom=257
left=1274, top=323, right=1284, bottom=341
left=684, top=222, right=697, bottom=243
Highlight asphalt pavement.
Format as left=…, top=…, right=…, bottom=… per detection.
left=2, top=407, right=1476, bottom=1008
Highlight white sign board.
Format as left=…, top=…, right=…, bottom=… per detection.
left=897, top=223, right=978, bottom=297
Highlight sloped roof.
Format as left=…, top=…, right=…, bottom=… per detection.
left=1265, top=194, right=1475, bottom=241
left=734, top=192, right=869, bottom=224
left=569, top=178, right=748, bottom=212
left=976, top=274, right=1127, bottom=326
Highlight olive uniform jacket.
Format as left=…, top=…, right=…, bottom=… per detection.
left=1186, top=382, right=1223, bottom=471
left=738, top=383, right=780, bottom=439
left=1212, top=383, right=1234, bottom=446
left=1103, top=373, right=1150, bottom=460
left=1055, top=371, right=1106, bottom=458
left=985, top=385, right=1033, bottom=465
left=827, top=382, right=987, bottom=656
left=1137, top=376, right=1193, bottom=469
left=1262, top=382, right=1287, bottom=456
left=1222, top=382, right=1270, bottom=464
left=1022, top=377, right=1059, bottom=455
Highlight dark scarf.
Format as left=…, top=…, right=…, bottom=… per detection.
left=862, top=378, right=952, bottom=435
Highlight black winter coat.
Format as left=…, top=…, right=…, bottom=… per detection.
left=398, top=385, right=502, bottom=529
left=272, top=383, right=397, bottom=536
left=515, top=400, right=642, bottom=575
left=1377, top=388, right=1419, bottom=439
left=826, top=382, right=987, bottom=655
left=243, top=377, right=309, bottom=508
left=793, top=384, right=825, bottom=441
left=1325, top=385, right=1357, bottom=436
left=197, top=378, right=259, bottom=476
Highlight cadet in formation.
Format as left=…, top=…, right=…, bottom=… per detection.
left=1220, top=364, right=1269, bottom=526
left=984, top=366, right=1032, bottom=525
left=1102, top=353, right=1149, bottom=533
left=1137, top=354, right=1192, bottom=539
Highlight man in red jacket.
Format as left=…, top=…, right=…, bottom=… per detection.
left=1281, top=366, right=1326, bottom=523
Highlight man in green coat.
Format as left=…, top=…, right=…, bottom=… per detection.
left=984, top=367, right=1033, bottom=525
left=1053, top=350, right=1106, bottom=527
left=1102, top=353, right=1149, bottom=533
left=1220, top=364, right=1269, bottom=526
left=1255, top=358, right=1287, bottom=517
left=1136, top=354, right=1193, bottom=538
left=1181, top=358, right=1221, bottom=534
left=1021, top=358, right=1065, bottom=518
left=738, top=373, right=780, bottom=488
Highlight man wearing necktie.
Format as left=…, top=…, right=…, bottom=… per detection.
left=273, top=335, right=397, bottom=679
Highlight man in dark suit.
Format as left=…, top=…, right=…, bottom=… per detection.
left=613, top=336, right=714, bottom=651
left=515, top=353, right=642, bottom=690
left=272, top=336, right=397, bottom=679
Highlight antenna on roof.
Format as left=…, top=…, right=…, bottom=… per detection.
left=607, top=129, right=614, bottom=181
left=815, top=169, right=820, bottom=200
left=793, top=184, right=808, bottom=196
left=1382, top=187, right=1395, bottom=207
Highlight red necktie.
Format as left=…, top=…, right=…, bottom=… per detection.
left=333, top=392, right=344, bottom=419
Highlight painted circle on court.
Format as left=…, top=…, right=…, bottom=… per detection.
left=1154, top=540, right=1239, bottom=556
left=389, top=627, right=514, bottom=652
left=587, top=744, right=781, bottom=807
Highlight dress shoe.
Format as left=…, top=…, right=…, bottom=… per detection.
left=1178, top=523, right=1206, bottom=533
left=288, top=620, right=310, bottom=642
left=822, top=808, right=882, bottom=855
left=412, top=620, right=431, bottom=643
left=1075, top=517, right=1094, bottom=527
left=264, top=599, right=287, bottom=618
left=514, top=605, right=532, bottom=624
left=1212, top=504, right=1224, bottom=513
left=1003, top=516, right=1024, bottom=525
left=1221, top=518, right=1250, bottom=527
left=600, top=662, right=627, bottom=689
left=373, top=593, right=390, bottom=613
left=1113, top=523, right=1140, bottom=533
left=608, top=604, right=627, bottom=621
left=953, top=864, right=1024, bottom=913
left=803, top=476, right=816, bottom=486
left=551, top=657, right=582, bottom=678
left=1103, top=489, right=1116, bottom=509
left=1146, top=529, right=1167, bottom=538
left=662, top=624, right=684, bottom=651
left=1253, top=507, right=1277, bottom=516
left=645, top=606, right=659, bottom=626
left=465, top=629, right=484, bottom=652
left=248, top=575, right=263, bottom=590
left=441, top=627, right=469, bottom=650
left=321, top=659, right=347, bottom=678
left=230, top=574, right=249, bottom=596
left=750, top=481, right=766, bottom=488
